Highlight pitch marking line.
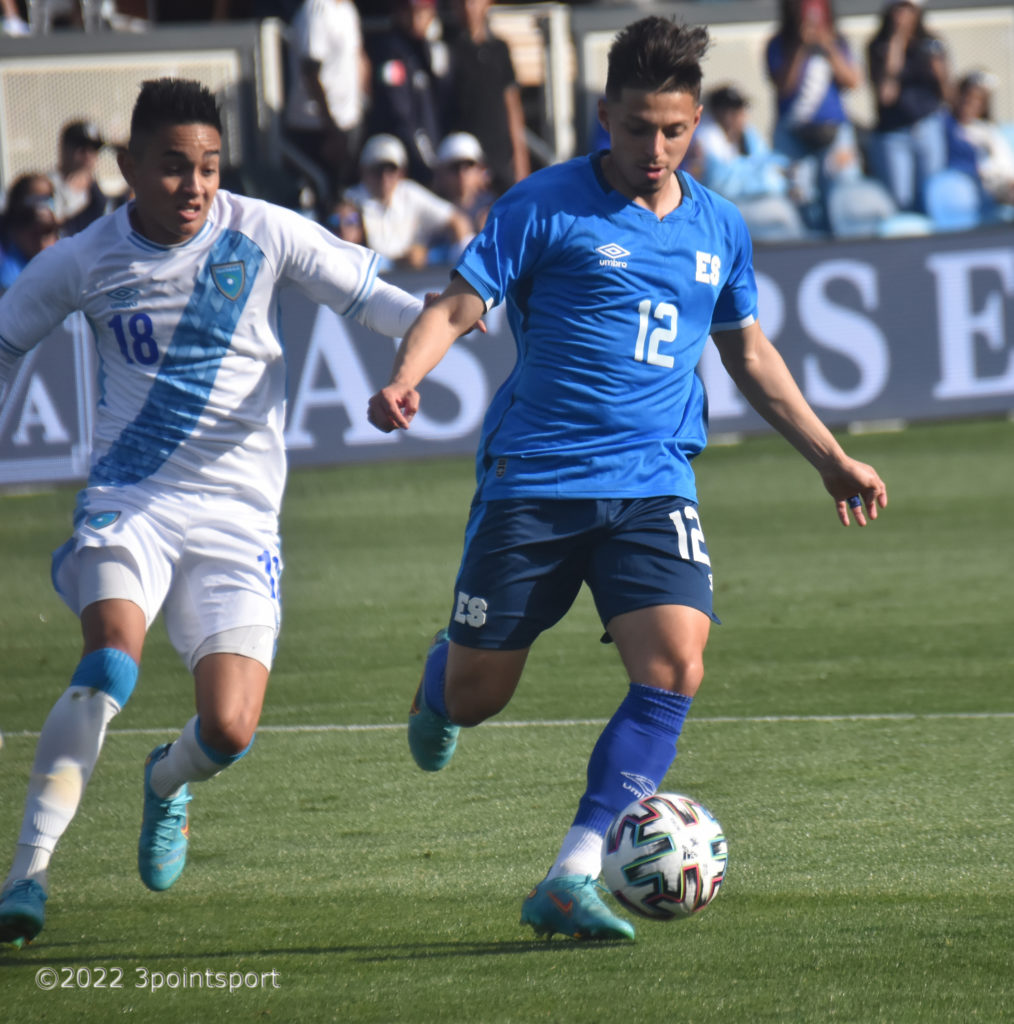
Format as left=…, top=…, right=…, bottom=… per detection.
left=3, top=711, right=1012, bottom=740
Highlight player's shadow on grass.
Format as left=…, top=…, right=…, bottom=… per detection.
left=2, top=938, right=632, bottom=966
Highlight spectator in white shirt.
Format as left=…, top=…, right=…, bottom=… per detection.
left=343, top=134, right=471, bottom=270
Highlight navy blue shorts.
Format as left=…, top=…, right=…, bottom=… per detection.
left=446, top=496, right=717, bottom=650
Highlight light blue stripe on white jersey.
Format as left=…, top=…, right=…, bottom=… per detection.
left=91, top=230, right=264, bottom=486
left=342, top=249, right=380, bottom=321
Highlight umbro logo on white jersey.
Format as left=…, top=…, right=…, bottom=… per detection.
left=107, top=287, right=139, bottom=310
left=596, top=242, right=630, bottom=268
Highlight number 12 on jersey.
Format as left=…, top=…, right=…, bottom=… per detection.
left=634, top=299, right=677, bottom=368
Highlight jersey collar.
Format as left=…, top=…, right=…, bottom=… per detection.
left=590, top=151, right=695, bottom=216
left=123, top=198, right=217, bottom=253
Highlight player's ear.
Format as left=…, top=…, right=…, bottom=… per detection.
left=117, top=147, right=136, bottom=191
left=597, top=96, right=610, bottom=135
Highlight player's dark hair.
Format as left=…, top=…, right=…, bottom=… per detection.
left=605, top=17, right=710, bottom=102
left=128, top=78, right=222, bottom=154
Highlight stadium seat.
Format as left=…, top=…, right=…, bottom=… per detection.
left=826, top=178, right=897, bottom=239
left=923, top=169, right=983, bottom=232
left=737, top=195, right=808, bottom=243
left=876, top=212, right=934, bottom=237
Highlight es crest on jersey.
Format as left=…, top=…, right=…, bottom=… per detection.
left=211, top=262, right=245, bottom=301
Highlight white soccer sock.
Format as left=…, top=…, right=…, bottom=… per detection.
left=545, top=825, right=605, bottom=882
left=4, top=686, right=121, bottom=892
left=148, top=716, right=228, bottom=798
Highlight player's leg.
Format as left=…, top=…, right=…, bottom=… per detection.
left=138, top=508, right=279, bottom=891
left=409, top=632, right=528, bottom=771
left=523, top=607, right=710, bottom=942
left=523, top=497, right=715, bottom=940
left=0, top=587, right=147, bottom=947
left=408, top=498, right=583, bottom=771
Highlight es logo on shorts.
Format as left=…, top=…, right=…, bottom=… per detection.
left=454, top=591, right=488, bottom=628
left=86, top=512, right=120, bottom=530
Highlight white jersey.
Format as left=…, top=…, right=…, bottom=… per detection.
left=285, top=0, right=364, bottom=133
left=0, top=189, right=412, bottom=514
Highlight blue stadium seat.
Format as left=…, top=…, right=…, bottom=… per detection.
left=876, top=212, right=934, bottom=237
left=923, top=169, right=982, bottom=232
left=827, top=177, right=897, bottom=239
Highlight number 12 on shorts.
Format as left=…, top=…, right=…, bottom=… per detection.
left=669, top=506, right=711, bottom=566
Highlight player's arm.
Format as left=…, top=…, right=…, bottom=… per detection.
left=711, top=320, right=888, bottom=526
left=367, top=275, right=486, bottom=433
left=0, top=244, right=80, bottom=407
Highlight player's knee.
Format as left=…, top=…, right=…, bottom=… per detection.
left=444, top=678, right=512, bottom=726
left=197, top=716, right=256, bottom=760
left=644, top=654, right=704, bottom=696
left=672, top=656, right=704, bottom=696
left=444, top=647, right=523, bottom=725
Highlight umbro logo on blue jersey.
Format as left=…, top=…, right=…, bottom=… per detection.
left=211, top=262, right=246, bottom=300
left=86, top=512, right=120, bottom=530
left=107, top=287, right=139, bottom=309
left=596, top=242, right=630, bottom=268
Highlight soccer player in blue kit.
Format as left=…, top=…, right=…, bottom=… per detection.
left=368, top=16, right=888, bottom=941
left=0, top=78, right=426, bottom=947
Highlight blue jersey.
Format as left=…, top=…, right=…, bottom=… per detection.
left=455, top=153, right=758, bottom=502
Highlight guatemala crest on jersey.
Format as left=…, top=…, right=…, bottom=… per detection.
left=86, top=512, right=120, bottom=530
left=211, top=261, right=245, bottom=300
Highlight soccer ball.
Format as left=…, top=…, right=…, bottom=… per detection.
left=601, top=792, right=727, bottom=919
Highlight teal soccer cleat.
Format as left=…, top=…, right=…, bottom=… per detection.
left=0, top=879, right=47, bottom=948
left=520, top=874, right=636, bottom=941
left=138, top=744, right=192, bottom=892
left=408, top=629, right=459, bottom=772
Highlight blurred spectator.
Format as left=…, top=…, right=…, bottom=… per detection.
left=945, top=71, right=1014, bottom=210
left=343, top=134, right=471, bottom=270
left=284, top=0, right=368, bottom=205
left=326, top=195, right=366, bottom=244
left=446, top=0, right=530, bottom=195
left=432, top=131, right=495, bottom=233
left=766, top=0, right=862, bottom=229
left=696, top=86, right=807, bottom=241
left=0, top=174, right=61, bottom=291
left=867, top=0, right=949, bottom=212
left=365, top=0, right=451, bottom=186
left=48, top=120, right=112, bottom=236
left=2, top=0, right=30, bottom=35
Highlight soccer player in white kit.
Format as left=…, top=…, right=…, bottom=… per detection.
left=0, top=78, right=424, bottom=947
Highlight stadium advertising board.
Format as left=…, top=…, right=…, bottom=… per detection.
left=2, top=226, right=1012, bottom=487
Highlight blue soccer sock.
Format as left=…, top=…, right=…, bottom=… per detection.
left=547, top=683, right=693, bottom=880
left=420, top=633, right=450, bottom=719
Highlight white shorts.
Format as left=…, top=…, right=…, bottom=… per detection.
left=52, top=483, right=283, bottom=672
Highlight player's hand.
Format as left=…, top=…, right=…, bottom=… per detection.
left=821, top=458, right=888, bottom=527
left=367, top=385, right=418, bottom=433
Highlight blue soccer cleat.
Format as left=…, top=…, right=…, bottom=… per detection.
left=0, top=879, right=47, bottom=948
left=138, top=744, right=192, bottom=892
left=408, top=629, right=459, bottom=772
left=520, top=874, right=636, bottom=941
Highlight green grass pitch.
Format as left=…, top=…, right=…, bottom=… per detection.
left=1, top=417, right=1012, bottom=1023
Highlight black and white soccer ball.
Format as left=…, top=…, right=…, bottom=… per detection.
left=602, top=792, right=728, bottom=919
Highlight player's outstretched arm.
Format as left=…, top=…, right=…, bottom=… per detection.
left=711, top=321, right=888, bottom=526
left=367, top=275, right=487, bottom=433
